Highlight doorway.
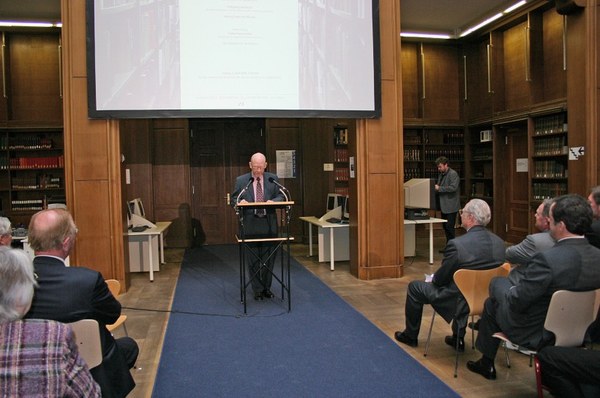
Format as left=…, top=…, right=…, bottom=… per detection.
left=497, top=123, right=529, bottom=244
left=189, top=119, right=266, bottom=245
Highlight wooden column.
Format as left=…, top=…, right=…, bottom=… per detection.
left=61, top=0, right=128, bottom=286
left=351, top=0, right=404, bottom=279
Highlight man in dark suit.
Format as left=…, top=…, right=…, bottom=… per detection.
left=24, top=209, right=138, bottom=398
left=231, top=152, right=286, bottom=300
left=435, top=156, right=460, bottom=244
left=394, top=198, right=505, bottom=350
left=467, top=194, right=600, bottom=380
left=537, top=346, right=600, bottom=398
left=585, top=185, right=600, bottom=249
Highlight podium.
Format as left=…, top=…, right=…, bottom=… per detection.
left=234, top=201, right=294, bottom=314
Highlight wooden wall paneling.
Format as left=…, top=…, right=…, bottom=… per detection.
left=152, top=122, right=191, bottom=247
left=422, top=43, right=461, bottom=121
left=265, top=119, right=302, bottom=240
left=528, top=11, right=545, bottom=104
left=0, top=33, right=6, bottom=124
left=62, top=0, right=128, bottom=286
left=464, top=37, right=494, bottom=123
left=566, top=9, right=591, bottom=195
left=542, top=9, right=567, bottom=102
left=502, top=21, right=530, bottom=112
left=7, top=33, right=62, bottom=125
left=490, top=31, right=506, bottom=116
left=401, top=42, right=419, bottom=120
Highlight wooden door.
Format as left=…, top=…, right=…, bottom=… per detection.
left=189, top=119, right=265, bottom=245
left=498, top=125, right=529, bottom=244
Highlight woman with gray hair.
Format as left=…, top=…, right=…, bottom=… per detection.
left=0, top=246, right=101, bottom=397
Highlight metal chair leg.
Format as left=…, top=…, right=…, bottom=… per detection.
left=424, top=312, right=436, bottom=357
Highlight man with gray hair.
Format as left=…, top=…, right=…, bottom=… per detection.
left=395, top=199, right=505, bottom=351
left=0, top=217, right=12, bottom=246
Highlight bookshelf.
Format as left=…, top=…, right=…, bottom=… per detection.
left=333, top=125, right=349, bottom=196
left=530, top=112, right=568, bottom=201
left=467, top=126, right=494, bottom=202
left=0, top=128, right=65, bottom=224
left=403, top=127, right=464, bottom=187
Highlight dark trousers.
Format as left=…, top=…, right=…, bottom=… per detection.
left=474, top=296, right=503, bottom=361
left=538, top=346, right=600, bottom=398
left=441, top=211, right=458, bottom=243
left=247, top=242, right=277, bottom=294
left=404, top=281, right=465, bottom=339
left=116, top=336, right=139, bottom=369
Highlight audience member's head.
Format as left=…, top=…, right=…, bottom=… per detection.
left=588, top=186, right=600, bottom=220
left=534, top=198, right=553, bottom=232
left=27, top=209, right=78, bottom=259
left=0, top=217, right=12, bottom=246
left=549, top=194, right=593, bottom=239
left=461, top=198, right=491, bottom=229
left=0, top=247, right=37, bottom=323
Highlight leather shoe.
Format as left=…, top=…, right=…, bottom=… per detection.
left=254, top=292, right=263, bottom=301
left=468, top=320, right=480, bottom=331
left=394, top=331, right=418, bottom=347
left=467, top=358, right=497, bottom=380
left=262, top=290, right=274, bottom=299
left=444, top=335, right=465, bottom=352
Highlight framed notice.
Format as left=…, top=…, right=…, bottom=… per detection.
left=276, top=150, right=296, bottom=178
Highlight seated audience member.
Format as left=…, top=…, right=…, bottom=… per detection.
left=0, top=246, right=101, bottom=397
left=505, top=198, right=555, bottom=285
left=585, top=185, right=600, bottom=249
left=24, top=209, right=138, bottom=398
left=537, top=346, right=600, bottom=398
left=394, top=198, right=505, bottom=351
left=0, top=216, right=12, bottom=246
left=467, top=194, right=600, bottom=380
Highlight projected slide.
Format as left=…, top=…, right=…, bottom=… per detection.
left=88, top=0, right=379, bottom=117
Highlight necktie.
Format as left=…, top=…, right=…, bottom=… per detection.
left=256, top=177, right=265, bottom=216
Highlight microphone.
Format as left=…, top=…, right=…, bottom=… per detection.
left=268, top=177, right=290, bottom=201
left=236, top=177, right=254, bottom=205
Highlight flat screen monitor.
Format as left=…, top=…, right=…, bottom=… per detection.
left=403, top=178, right=438, bottom=210
left=85, top=0, right=381, bottom=119
left=326, top=193, right=343, bottom=212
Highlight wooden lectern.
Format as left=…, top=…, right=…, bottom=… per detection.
left=234, top=201, right=294, bottom=314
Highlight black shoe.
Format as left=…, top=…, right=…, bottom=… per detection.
left=438, top=249, right=445, bottom=253
left=444, top=335, right=465, bottom=352
left=468, top=320, right=480, bottom=331
left=254, top=292, right=263, bottom=301
left=467, top=358, right=497, bottom=380
left=394, top=331, right=418, bottom=347
left=262, top=290, right=274, bottom=299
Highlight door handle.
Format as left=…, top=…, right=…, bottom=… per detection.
left=225, top=193, right=230, bottom=205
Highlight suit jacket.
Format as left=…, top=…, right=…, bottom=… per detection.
left=505, top=231, right=555, bottom=285
left=436, top=167, right=460, bottom=213
left=585, top=219, right=600, bottom=249
left=492, top=238, right=600, bottom=349
left=231, top=172, right=286, bottom=238
left=431, top=225, right=506, bottom=322
left=25, top=256, right=135, bottom=398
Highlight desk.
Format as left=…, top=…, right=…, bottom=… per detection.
left=299, top=216, right=349, bottom=271
left=404, top=217, right=446, bottom=264
left=126, top=221, right=171, bottom=282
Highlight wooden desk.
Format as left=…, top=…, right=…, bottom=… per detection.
left=126, top=221, right=171, bottom=282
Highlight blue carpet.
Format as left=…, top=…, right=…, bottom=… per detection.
left=152, top=245, right=459, bottom=397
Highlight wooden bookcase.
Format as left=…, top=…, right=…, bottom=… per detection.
left=333, top=124, right=350, bottom=197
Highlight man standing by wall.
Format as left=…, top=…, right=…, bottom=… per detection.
left=435, top=156, right=460, bottom=245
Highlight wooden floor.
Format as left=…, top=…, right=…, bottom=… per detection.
left=119, top=238, right=538, bottom=398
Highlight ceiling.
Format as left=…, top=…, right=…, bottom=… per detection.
left=1, top=0, right=523, bottom=37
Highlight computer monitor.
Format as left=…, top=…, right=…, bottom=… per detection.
left=403, top=178, right=438, bottom=210
left=128, top=198, right=145, bottom=218
left=326, top=193, right=343, bottom=212
left=342, top=195, right=350, bottom=220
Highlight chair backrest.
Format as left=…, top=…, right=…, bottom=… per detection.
left=68, top=319, right=102, bottom=369
left=454, top=264, right=510, bottom=316
left=544, top=289, right=599, bottom=347
left=105, top=279, right=121, bottom=297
